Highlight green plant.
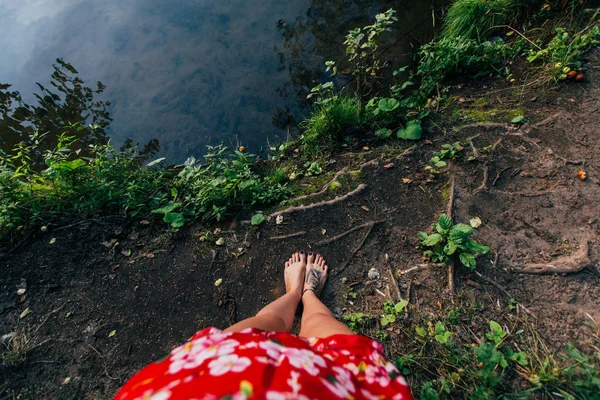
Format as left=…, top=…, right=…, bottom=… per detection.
left=419, top=214, right=490, bottom=270
left=425, top=142, right=463, bottom=174
left=251, top=213, right=266, bottom=226
left=441, top=0, right=517, bottom=41
left=343, top=312, right=366, bottom=332
left=525, top=22, right=600, bottom=84
left=301, top=95, right=362, bottom=156
left=326, top=9, right=398, bottom=97
left=152, top=201, right=185, bottom=231
left=380, top=300, right=409, bottom=327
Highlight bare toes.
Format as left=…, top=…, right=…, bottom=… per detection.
left=307, top=252, right=315, bottom=264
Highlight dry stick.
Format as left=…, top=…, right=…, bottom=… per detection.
left=387, top=258, right=404, bottom=304
left=551, top=152, right=585, bottom=166
left=491, top=189, right=556, bottom=197
left=315, top=220, right=384, bottom=246
left=446, top=177, right=456, bottom=294
left=404, top=280, right=412, bottom=320
left=400, top=263, right=445, bottom=275
left=272, top=184, right=367, bottom=217
left=334, top=221, right=378, bottom=277
left=268, top=231, right=306, bottom=241
left=473, top=270, right=536, bottom=318
left=531, top=112, right=565, bottom=129
left=473, top=164, right=489, bottom=194
left=468, top=134, right=481, bottom=158
left=454, top=122, right=513, bottom=132
left=290, top=169, right=347, bottom=203
left=492, top=167, right=511, bottom=186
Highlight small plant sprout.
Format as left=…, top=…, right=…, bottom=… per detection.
left=418, top=214, right=490, bottom=292
left=381, top=300, right=409, bottom=327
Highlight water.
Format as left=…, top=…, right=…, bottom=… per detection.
left=0, top=0, right=444, bottom=163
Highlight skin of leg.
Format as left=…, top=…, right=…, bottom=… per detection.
left=224, top=290, right=301, bottom=333
left=299, top=291, right=354, bottom=337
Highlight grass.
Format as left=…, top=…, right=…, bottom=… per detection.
left=301, top=95, right=362, bottom=156
left=441, top=0, right=518, bottom=41
left=1, top=327, right=47, bottom=368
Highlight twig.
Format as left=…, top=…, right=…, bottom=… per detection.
left=473, top=164, right=489, bottom=194
left=487, top=25, right=542, bottom=50
left=448, top=264, right=455, bottom=294
left=473, top=270, right=535, bottom=318
left=550, top=152, right=585, bottom=166
left=454, top=122, right=513, bottom=132
left=268, top=231, right=306, bottom=241
left=446, top=176, right=455, bottom=218
left=405, top=280, right=412, bottom=320
left=334, top=220, right=377, bottom=277
left=272, top=184, right=367, bottom=217
left=386, top=254, right=403, bottom=303
left=468, top=134, right=481, bottom=158
left=399, top=263, right=444, bottom=275
left=208, top=249, right=217, bottom=275
left=491, top=189, right=556, bottom=197
left=315, top=221, right=384, bottom=246
left=290, top=169, right=347, bottom=203
left=531, top=112, right=565, bottom=129
left=88, top=344, right=119, bottom=380
left=492, top=167, right=511, bottom=186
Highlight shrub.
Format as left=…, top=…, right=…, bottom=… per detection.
left=441, top=0, right=518, bottom=41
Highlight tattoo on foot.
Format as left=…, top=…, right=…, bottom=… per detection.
left=306, top=268, right=322, bottom=292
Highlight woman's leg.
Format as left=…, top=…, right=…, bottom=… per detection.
left=225, top=252, right=306, bottom=333
left=299, top=253, right=354, bottom=338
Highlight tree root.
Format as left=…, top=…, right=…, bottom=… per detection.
left=399, top=263, right=445, bottom=275
left=334, top=219, right=379, bottom=277
left=531, top=112, right=565, bottom=129
left=473, top=164, right=489, bottom=194
left=446, top=176, right=455, bottom=218
left=473, top=270, right=535, bottom=318
left=492, top=167, right=511, bottom=186
left=516, top=240, right=591, bottom=275
left=490, top=189, right=556, bottom=197
left=290, top=169, right=347, bottom=203
left=268, top=231, right=306, bottom=241
left=315, top=220, right=384, bottom=246
left=272, top=184, right=367, bottom=217
left=454, top=122, right=513, bottom=132
left=468, top=134, right=481, bottom=158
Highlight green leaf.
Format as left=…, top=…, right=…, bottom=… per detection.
left=486, top=320, right=507, bottom=345
left=444, top=240, right=458, bottom=256
left=146, top=157, right=166, bottom=167
left=467, top=240, right=490, bottom=255
left=164, top=212, right=185, bottom=228
left=438, top=214, right=452, bottom=230
left=435, top=161, right=447, bottom=168
left=395, top=300, right=409, bottom=314
left=434, top=321, right=453, bottom=344
left=251, top=213, right=266, bottom=226
left=152, top=202, right=182, bottom=215
left=459, top=253, right=477, bottom=269
left=415, top=326, right=427, bottom=337
left=381, top=314, right=396, bottom=326
left=422, top=233, right=443, bottom=247
left=417, top=232, right=428, bottom=241
left=511, top=351, right=529, bottom=366
left=377, top=98, right=400, bottom=112
left=397, top=120, right=422, bottom=140
left=511, top=115, right=527, bottom=125
left=375, top=128, right=393, bottom=139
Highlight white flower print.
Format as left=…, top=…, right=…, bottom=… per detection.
left=285, top=348, right=327, bottom=376
left=395, top=375, right=409, bottom=386
left=134, top=389, right=171, bottom=400
left=392, top=394, right=406, bottom=400
left=360, top=388, right=382, bottom=400
left=321, top=365, right=357, bottom=398
left=168, top=338, right=240, bottom=374
left=342, top=362, right=360, bottom=375
left=208, top=354, right=251, bottom=376
left=265, top=391, right=310, bottom=400
left=287, top=371, right=302, bottom=394
left=364, top=365, right=391, bottom=387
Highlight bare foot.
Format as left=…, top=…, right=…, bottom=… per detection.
left=303, top=253, right=328, bottom=297
left=285, top=252, right=306, bottom=295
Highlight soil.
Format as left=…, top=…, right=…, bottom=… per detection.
left=2, top=51, right=600, bottom=399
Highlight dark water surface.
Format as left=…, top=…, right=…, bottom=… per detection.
left=1, top=0, right=443, bottom=162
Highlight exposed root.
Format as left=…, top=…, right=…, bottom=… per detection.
left=334, top=219, right=378, bottom=277
left=509, top=131, right=541, bottom=148
left=272, top=184, right=367, bottom=217
left=315, top=221, right=384, bottom=246
left=290, top=169, right=347, bottom=203
left=531, top=112, right=566, bottom=129
left=468, top=134, right=481, bottom=158
left=448, top=263, right=455, bottom=294
left=492, top=167, right=511, bottom=186
left=473, top=164, right=489, bottom=194
left=268, top=231, right=306, bottom=241
left=490, top=189, right=556, bottom=197
left=446, top=176, right=455, bottom=218
left=516, top=240, right=591, bottom=275
left=386, top=254, right=404, bottom=304
left=491, top=137, right=505, bottom=151
left=399, top=263, right=445, bottom=275
left=473, top=270, right=535, bottom=318
left=454, top=122, right=513, bottom=132
left=550, top=152, right=585, bottom=167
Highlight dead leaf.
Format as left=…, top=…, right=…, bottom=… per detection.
left=402, top=178, right=413, bottom=184
left=121, top=249, right=132, bottom=257
left=361, top=206, right=370, bottom=212
left=112, top=265, right=120, bottom=271
left=424, top=140, right=433, bottom=145
left=145, top=253, right=155, bottom=259
left=134, top=285, right=139, bottom=292
left=199, top=235, right=207, bottom=242
left=49, top=238, right=56, bottom=244
left=363, top=146, right=370, bottom=151
left=16, top=288, right=26, bottom=296
left=215, top=238, right=225, bottom=246
left=108, top=330, right=116, bottom=338
left=276, top=215, right=284, bottom=225
left=213, top=228, right=222, bottom=235
left=321, top=229, right=327, bottom=235
left=61, top=377, right=71, bottom=385
left=139, top=220, right=151, bottom=225
left=383, top=163, right=395, bottom=170
left=470, top=217, right=483, bottom=229
left=128, top=232, right=139, bottom=241
left=214, top=278, right=223, bottom=287
left=65, top=312, right=72, bottom=318
left=19, top=308, right=31, bottom=319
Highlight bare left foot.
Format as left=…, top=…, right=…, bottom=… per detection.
left=285, top=252, right=306, bottom=295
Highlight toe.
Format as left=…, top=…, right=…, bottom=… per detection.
left=285, top=261, right=289, bottom=268
left=300, top=251, right=306, bottom=264
left=307, top=252, right=315, bottom=264
left=293, top=252, right=298, bottom=263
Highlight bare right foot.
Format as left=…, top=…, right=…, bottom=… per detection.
left=303, top=253, right=328, bottom=297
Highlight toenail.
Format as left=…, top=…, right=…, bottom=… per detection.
left=300, top=251, right=304, bottom=254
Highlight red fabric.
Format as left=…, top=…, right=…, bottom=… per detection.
left=115, top=327, right=414, bottom=400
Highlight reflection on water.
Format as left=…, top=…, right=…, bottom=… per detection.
left=0, top=0, right=446, bottom=162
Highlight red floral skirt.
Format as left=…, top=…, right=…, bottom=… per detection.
left=115, top=327, right=413, bottom=400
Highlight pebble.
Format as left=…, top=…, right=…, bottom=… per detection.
left=367, top=268, right=380, bottom=280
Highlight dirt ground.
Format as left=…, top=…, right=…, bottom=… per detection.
left=2, top=51, right=600, bottom=399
